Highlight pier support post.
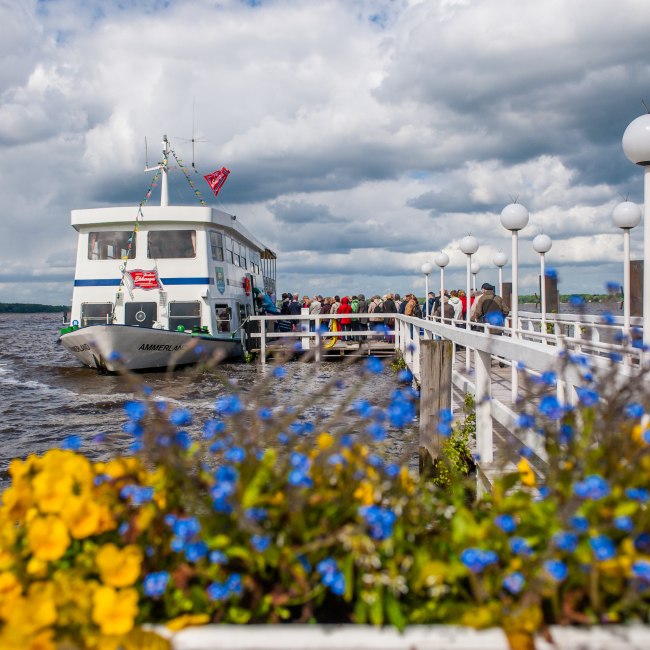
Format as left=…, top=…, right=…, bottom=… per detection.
left=475, top=350, right=493, bottom=463
left=419, top=339, right=453, bottom=475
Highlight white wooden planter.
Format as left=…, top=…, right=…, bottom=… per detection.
left=156, top=624, right=650, bottom=650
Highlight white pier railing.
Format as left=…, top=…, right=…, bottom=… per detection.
left=248, top=310, right=644, bottom=488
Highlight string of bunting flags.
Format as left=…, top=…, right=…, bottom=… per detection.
left=109, top=139, right=231, bottom=311
left=116, top=167, right=163, bottom=302
left=169, top=147, right=208, bottom=207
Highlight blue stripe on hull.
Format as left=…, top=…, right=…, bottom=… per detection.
left=74, top=277, right=211, bottom=287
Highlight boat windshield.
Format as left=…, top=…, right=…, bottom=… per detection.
left=148, top=230, right=196, bottom=258
left=88, top=231, right=135, bottom=260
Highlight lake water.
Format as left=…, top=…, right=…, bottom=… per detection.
left=0, top=313, right=420, bottom=484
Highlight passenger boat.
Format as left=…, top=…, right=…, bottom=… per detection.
left=59, top=136, right=276, bottom=371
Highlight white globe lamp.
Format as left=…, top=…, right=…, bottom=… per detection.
left=622, top=114, right=650, bottom=347
left=421, top=262, right=433, bottom=318
left=435, top=252, right=450, bottom=318
left=612, top=200, right=642, bottom=340
left=501, top=203, right=529, bottom=400
left=532, top=233, right=553, bottom=335
left=459, top=235, right=479, bottom=370
left=493, top=251, right=507, bottom=297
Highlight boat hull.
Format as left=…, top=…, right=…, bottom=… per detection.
left=60, top=325, right=241, bottom=372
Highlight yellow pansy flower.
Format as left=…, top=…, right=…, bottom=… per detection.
left=165, top=613, right=210, bottom=631
left=354, top=480, right=375, bottom=506
left=63, top=496, right=106, bottom=539
left=0, top=521, right=17, bottom=571
left=32, top=471, right=74, bottom=515
left=26, top=557, right=48, bottom=578
left=27, top=582, right=58, bottom=629
left=96, top=544, right=143, bottom=587
left=317, top=432, right=334, bottom=450
left=40, top=450, right=93, bottom=491
left=27, top=628, right=56, bottom=650
left=2, top=483, right=33, bottom=519
left=27, top=516, right=70, bottom=562
left=399, top=466, right=415, bottom=494
left=0, top=571, right=22, bottom=619
left=92, top=586, right=139, bottom=636
left=632, top=423, right=649, bottom=445
left=517, top=458, right=536, bottom=487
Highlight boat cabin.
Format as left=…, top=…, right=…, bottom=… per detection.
left=69, top=204, right=276, bottom=338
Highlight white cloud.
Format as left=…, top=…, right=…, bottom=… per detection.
left=0, top=0, right=649, bottom=305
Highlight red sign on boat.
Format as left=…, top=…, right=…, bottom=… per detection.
left=126, top=269, right=162, bottom=290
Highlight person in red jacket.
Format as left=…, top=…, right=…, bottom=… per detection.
left=338, top=296, right=353, bottom=342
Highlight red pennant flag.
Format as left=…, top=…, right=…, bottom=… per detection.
left=203, top=167, right=231, bottom=198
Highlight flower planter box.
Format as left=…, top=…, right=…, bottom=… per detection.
left=159, top=624, right=650, bottom=650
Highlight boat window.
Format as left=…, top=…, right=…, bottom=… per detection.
left=81, top=302, right=114, bottom=326
left=224, top=236, right=235, bottom=264
left=215, top=303, right=231, bottom=332
left=250, top=251, right=261, bottom=274
left=125, top=302, right=157, bottom=328
left=148, top=230, right=196, bottom=259
left=210, top=232, right=224, bottom=261
left=238, top=243, right=247, bottom=269
left=88, top=231, right=135, bottom=260
left=169, top=301, right=201, bottom=332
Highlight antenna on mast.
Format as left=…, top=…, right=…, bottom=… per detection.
left=144, top=136, right=149, bottom=168
left=192, top=98, right=196, bottom=169
left=172, top=100, right=207, bottom=172
left=642, top=99, right=650, bottom=114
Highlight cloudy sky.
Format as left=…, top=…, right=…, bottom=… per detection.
left=1, top=0, right=650, bottom=305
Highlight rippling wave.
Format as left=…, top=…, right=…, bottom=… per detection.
left=0, top=313, right=420, bottom=484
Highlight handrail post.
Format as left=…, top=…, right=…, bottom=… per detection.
left=301, top=308, right=309, bottom=351
left=260, top=317, right=266, bottom=365
left=315, top=317, right=321, bottom=363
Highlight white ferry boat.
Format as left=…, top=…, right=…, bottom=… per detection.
left=59, top=136, right=276, bottom=372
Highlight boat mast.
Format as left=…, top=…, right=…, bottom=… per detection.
left=144, top=135, right=170, bottom=207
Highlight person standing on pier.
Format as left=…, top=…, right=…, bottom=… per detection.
left=472, top=283, right=508, bottom=327
left=382, top=294, right=397, bottom=342
left=427, top=291, right=438, bottom=318
left=289, top=294, right=301, bottom=315
left=357, top=293, right=368, bottom=340
left=368, top=295, right=383, bottom=337
left=434, top=295, right=455, bottom=321
left=338, top=296, right=353, bottom=342
left=448, top=290, right=463, bottom=322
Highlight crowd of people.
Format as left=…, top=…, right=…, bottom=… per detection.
left=255, top=283, right=509, bottom=341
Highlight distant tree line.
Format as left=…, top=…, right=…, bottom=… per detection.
left=518, top=293, right=622, bottom=304
left=0, top=303, right=69, bottom=313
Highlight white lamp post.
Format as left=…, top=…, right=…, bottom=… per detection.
left=501, top=203, right=529, bottom=400
left=622, top=114, right=650, bottom=349
left=612, top=201, right=642, bottom=339
left=493, top=251, right=507, bottom=297
left=460, top=235, right=479, bottom=371
left=435, top=251, right=450, bottom=320
left=421, top=262, right=433, bottom=319
left=471, top=261, right=481, bottom=292
left=532, top=233, right=553, bottom=338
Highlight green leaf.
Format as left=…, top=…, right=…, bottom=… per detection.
left=385, top=591, right=406, bottom=630
left=242, top=449, right=277, bottom=508
left=343, top=553, right=355, bottom=602
left=353, top=599, right=368, bottom=624
left=227, top=606, right=252, bottom=623
left=369, top=587, right=384, bottom=626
